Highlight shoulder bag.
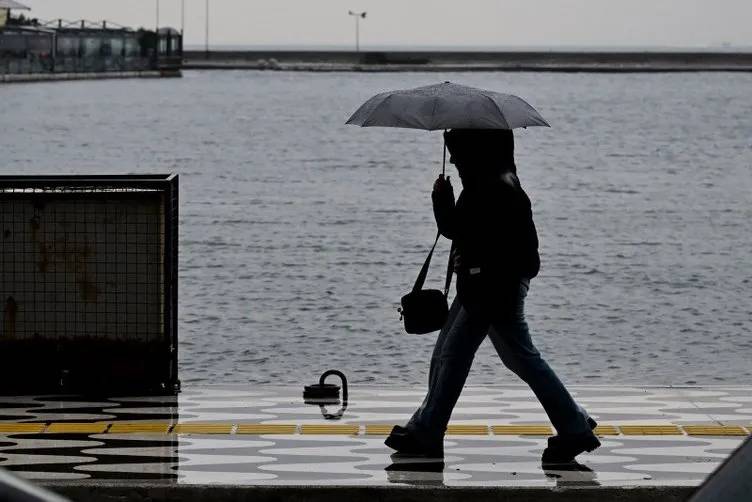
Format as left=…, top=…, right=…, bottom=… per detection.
left=398, top=233, right=454, bottom=334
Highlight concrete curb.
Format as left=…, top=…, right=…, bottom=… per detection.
left=43, top=483, right=696, bottom=502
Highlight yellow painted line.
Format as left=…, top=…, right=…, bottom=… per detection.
left=619, top=425, right=683, bottom=436
left=492, top=425, right=553, bottom=435
left=0, top=423, right=47, bottom=433
left=108, top=422, right=172, bottom=434
left=446, top=425, right=489, bottom=435
left=364, top=424, right=397, bottom=436
left=300, top=424, right=360, bottom=435
left=46, top=422, right=110, bottom=434
left=236, top=424, right=297, bottom=435
left=2, top=422, right=744, bottom=437
left=682, top=425, right=749, bottom=436
left=593, top=425, right=620, bottom=436
left=173, top=423, right=233, bottom=434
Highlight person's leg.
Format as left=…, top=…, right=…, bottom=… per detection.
left=488, top=281, right=591, bottom=435
left=406, top=297, right=463, bottom=429
left=406, top=300, right=489, bottom=445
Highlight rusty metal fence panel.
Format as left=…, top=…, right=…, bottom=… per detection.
left=0, top=175, right=179, bottom=395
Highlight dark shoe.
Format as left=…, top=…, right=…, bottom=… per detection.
left=391, top=425, right=409, bottom=435
left=384, top=426, right=443, bottom=458
left=587, top=417, right=598, bottom=430
left=542, top=431, right=601, bottom=465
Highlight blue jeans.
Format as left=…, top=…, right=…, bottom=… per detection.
left=407, top=280, right=592, bottom=445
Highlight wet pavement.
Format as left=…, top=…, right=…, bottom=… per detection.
left=0, top=385, right=749, bottom=488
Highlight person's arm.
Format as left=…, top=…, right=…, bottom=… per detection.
left=432, top=174, right=457, bottom=239
left=518, top=188, right=540, bottom=279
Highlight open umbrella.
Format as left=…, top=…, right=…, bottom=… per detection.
left=346, top=81, right=550, bottom=173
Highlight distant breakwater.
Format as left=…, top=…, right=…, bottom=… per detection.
left=183, top=50, right=752, bottom=72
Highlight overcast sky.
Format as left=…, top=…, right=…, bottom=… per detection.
left=21, top=0, right=752, bottom=48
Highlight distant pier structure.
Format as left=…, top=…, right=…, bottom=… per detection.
left=0, top=0, right=182, bottom=82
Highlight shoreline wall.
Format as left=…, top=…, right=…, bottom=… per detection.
left=183, top=50, right=752, bottom=72
left=0, top=70, right=178, bottom=83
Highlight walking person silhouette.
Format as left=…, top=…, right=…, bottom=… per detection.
left=385, top=128, right=601, bottom=464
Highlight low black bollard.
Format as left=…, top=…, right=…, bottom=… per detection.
left=303, top=370, right=348, bottom=420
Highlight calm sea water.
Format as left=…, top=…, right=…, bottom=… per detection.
left=1, top=71, right=750, bottom=387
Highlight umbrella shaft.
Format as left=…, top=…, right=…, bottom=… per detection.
left=442, top=133, right=447, bottom=176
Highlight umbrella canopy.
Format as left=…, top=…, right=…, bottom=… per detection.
left=346, top=81, right=550, bottom=131
left=0, top=0, right=31, bottom=10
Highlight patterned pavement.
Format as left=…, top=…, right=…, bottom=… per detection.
left=0, top=385, right=750, bottom=487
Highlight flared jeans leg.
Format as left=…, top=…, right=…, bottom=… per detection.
left=406, top=297, right=489, bottom=444
left=487, top=284, right=591, bottom=436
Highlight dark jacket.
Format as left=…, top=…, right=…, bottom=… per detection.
left=433, top=174, right=540, bottom=313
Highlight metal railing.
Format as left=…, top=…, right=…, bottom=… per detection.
left=0, top=22, right=182, bottom=76
left=0, top=55, right=153, bottom=75
left=0, top=55, right=53, bottom=74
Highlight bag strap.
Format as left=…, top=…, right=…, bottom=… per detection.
left=444, top=240, right=455, bottom=297
left=412, top=231, right=454, bottom=298
left=410, top=133, right=454, bottom=295
left=412, top=231, right=440, bottom=293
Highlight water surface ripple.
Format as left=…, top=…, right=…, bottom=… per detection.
left=1, top=71, right=750, bottom=386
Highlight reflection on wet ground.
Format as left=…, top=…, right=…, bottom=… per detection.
left=0, top=385, right=749, bottom=486
left=542, top=461, right=600, bottom=488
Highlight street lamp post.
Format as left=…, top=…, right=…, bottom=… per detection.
left=205, top=0, right=210, bottom=54
left=156, top=0, right=160, bottom=31
left=347, top=10, right=366, bottom=52
left=181, top=0, right=185, bottom=35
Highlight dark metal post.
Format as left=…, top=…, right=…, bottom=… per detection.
left=690, top=436, right=752, bottom=501
left=171, top=174, right=180, bottom=391
left=51, top=30, right=57, bottom=73
left=0, top=468, right=69, bottom=502
left=347, top=11, right=366, bottom=53
left=204, top=0, right=209, bottom=55
left=162, top=174, right=180, bottom=392
left=24, top=31, right=29, bottom=73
